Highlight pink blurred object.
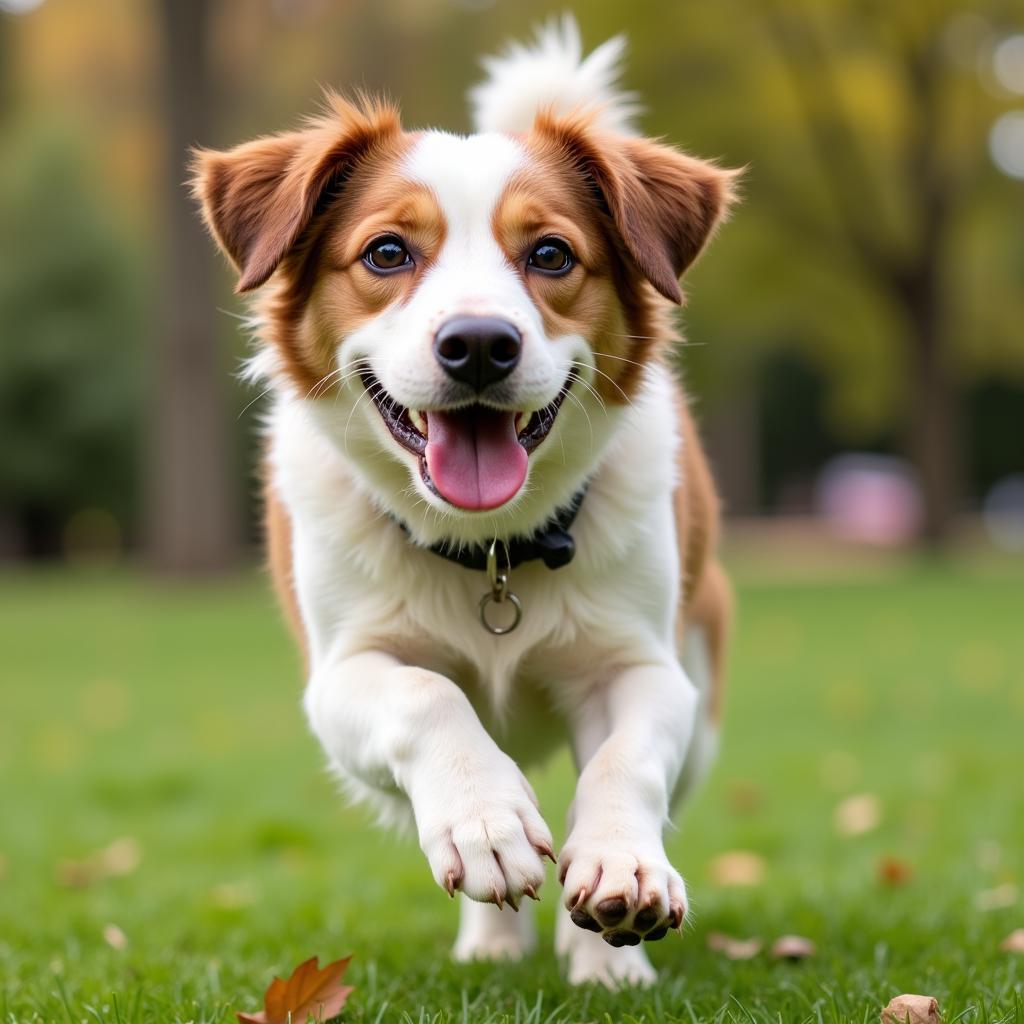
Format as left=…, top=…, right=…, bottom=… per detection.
left=816, top=454, right=923, bottom=546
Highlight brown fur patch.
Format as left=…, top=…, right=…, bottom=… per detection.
left=264, top=476, right=307, bottom=669
left=529, top=109, right=740, bottom=304
left=191, top=93, right=419, bottom=392
left=498, top=138, right=665, bottom=403
left=257, top=171, right=446, bottom=395
left=511, top=112, right=738, bottom=403
left=673, top=384, right=731, bottom=722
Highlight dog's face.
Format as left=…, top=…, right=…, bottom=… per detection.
left=194, top=96, right=734, bottom=531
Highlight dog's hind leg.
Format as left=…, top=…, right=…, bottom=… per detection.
left=452, top=893, right=536, bottom=962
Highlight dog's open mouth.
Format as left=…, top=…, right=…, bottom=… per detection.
left=360, top=371, right=567, bottom=511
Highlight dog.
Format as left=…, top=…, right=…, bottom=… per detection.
left=192, top=17, right=736, bottom=987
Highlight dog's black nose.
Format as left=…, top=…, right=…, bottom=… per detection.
left=434, top=316, right=522, bottom=392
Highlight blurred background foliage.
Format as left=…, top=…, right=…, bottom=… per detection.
left=0, top=0, right=1022, bottom=568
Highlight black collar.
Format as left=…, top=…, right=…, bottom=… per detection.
left=401, top=488, right=586, bottom=572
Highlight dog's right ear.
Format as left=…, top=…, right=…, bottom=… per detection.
left=191, top=93, right=402, bottom=293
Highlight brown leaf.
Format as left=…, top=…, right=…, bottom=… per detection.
left=1001, top=929, right=1024, bottom=953
left=880, top=994, right=941, bottom=1024
left=102, top=924, right=128, bottom=951
left=975, top=883, right=1018, bottom=911
left=708, top=851, right=767, bottom=887
left=834, top=793, right=882, bottom=836
left=99, top=838, right=141, bottom=877
left=706, top=932, right=762, bottom=959
left=726, top=781, right=764, bottom=815
left=877, top=855, right=914, bottom=886
left=237, top=956, right=354, bottom=1024
left=56, top=838, right=141, bottom=888
left=770, top=934, right=816, bottom=960
left=210, top=881, right=258, bottom=909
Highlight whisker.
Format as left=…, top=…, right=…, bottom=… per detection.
left=237, top=383, right=276, bottom=421
left=217, top=306, right=254, bottom=323
left=343, top=377, right=383, bottom=454
left=561, top=385, right=594, bottom=455
left=566, top=366, right=610, bottom=417
left=603, top=333, right=706, bottom=350
left=570, top=360, right=635, bottom=410
left=587, top=350, right=647, bottom=368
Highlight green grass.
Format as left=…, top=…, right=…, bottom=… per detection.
left=1, top=559, right=1022, bottom=1023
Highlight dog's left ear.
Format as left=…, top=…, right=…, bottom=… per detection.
left=191, top=93, right=402, bottom=293
left=533, top=112, right=741, bottom=303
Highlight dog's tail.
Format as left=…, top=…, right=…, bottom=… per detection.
left=469, top=14, right=639, bottom=136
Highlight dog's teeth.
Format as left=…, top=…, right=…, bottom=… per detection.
left=408, top=409, right=427, bottom=437
left=516, top=411, right=530, bottom=435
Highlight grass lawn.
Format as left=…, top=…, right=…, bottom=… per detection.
left=1, top=557, right=1022, bottom=1023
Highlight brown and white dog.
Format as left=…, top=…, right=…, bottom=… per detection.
left=193, top=19, right=736, bottom=987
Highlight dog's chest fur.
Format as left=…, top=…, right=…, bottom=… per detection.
left=267, top=361, right=685, bottom=761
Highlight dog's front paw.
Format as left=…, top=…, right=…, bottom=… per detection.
left=415, top=755, right=555, bottom=908
left=558, top=833, right=687, bottom=945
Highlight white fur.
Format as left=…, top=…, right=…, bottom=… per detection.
left=256, top=22, right=720, bottom=989
left=273, top=361, right=709, bottom=984
left=470, top=14, right=640, bottom=136
left=454, top=895, right=537, bottom=962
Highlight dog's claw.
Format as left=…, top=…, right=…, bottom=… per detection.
left=571, top=887, right=588, bottom=911
left=444, top=870, right=459, bottom=897
left=537, top=842, right=557, bottom=864
left=523, top=883, right=539, bottom=902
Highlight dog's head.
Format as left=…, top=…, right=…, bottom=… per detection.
left=192, top=32, right=737, bottom=544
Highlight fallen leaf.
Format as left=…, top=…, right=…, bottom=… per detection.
left=102, top=924, right=128, bottom=951
left=708, top=851, right=766, bottom=887
left=880, top=993, right=941, bottom=1024
left=771, top=935, right=816, bottom=960
left=237, top=956, right=354, bottom=1024
left=975, top=883, right=1018, bottom=911
left=877, top=855, right=914, bottom=886
left=975, top=839, right=1003, bottom=871
left=210, top=881, right=258, bottom=909
left=726, top=781, right=764, bottom=815
left=834, top=793, right=882, bottom=836
left=706, top=932, right=763, bottom=959
left=56, top=859, right=97, bottom=888
left=999, top=928, right=1024, bottom=953
left=56, top=837, right=142, bottom=888
left=100, top=838, right=141, bottom=877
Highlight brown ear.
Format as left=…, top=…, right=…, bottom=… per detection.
left=533, top=111, right=740, bottom=303
left=191, top=93, right=402, bottom=293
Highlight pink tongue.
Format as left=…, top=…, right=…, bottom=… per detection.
left=425, top=408, right=527, bottom=510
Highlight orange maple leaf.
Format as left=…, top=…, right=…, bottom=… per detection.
left=237, top=956, right=354, bottom=1024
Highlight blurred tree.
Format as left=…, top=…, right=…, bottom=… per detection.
left=621, top=1, right=1023, bottom=538
left=0, top=127, right=142, bottom=558
left=5, top=0, right=1022, bottom=556
left=150, top=0, right=239, bottom=572
left=732, top=0, right=1019, bottom=544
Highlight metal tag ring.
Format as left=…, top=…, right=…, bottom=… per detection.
left=479, top=590, right=523, bottom=636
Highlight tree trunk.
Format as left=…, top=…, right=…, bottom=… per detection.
left=901, top=271, right=961, bottom=548
left=703, top=374, right=761, bottom=518
left=149, top=0, right=238, bottom=573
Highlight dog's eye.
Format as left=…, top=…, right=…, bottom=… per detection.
left=363, top=236, right=412, bottom=272
left=528, top=238, right=574, bottom=275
